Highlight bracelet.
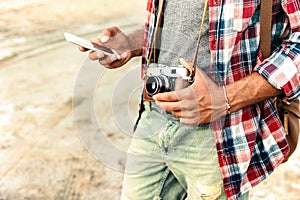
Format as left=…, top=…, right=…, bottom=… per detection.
left=222, top=85, right=231, bottom=114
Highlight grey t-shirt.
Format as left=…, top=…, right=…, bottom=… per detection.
left=157, top=0, right=210, bottom=73
left=152, top=0, right=210, bottom=120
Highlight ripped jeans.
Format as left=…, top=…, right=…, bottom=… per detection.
left=121, top=103, right=249, bottom=200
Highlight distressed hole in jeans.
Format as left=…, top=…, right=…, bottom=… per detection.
left=197, top=183, right=223, bottom=200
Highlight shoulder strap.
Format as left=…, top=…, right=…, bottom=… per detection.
left=260, top=0, right=273, bottom=58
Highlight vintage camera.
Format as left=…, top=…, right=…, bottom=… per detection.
left=144, top=63, right=192, bottom=100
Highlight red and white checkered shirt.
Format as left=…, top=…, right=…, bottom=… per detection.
left=141, top=0, right=300, bottom=199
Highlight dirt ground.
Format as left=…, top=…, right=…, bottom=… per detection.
left=0, top=0, right=299, bottom=199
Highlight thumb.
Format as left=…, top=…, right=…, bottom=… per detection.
left=179, top=58, right=212, bottom=84
left=179, top=58, right=193, bottom=75
left=99, top=26, right=122, bottom=43
left=179, top=58, right=201, bottom=82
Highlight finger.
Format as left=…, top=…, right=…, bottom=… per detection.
left=153, top=86, right=197, bottom=104
left=171, top=110, right=182, bottom=118
left=153, top=91, right=179, bottom=102
left=79, top=46, right=89, bottom=52
left=102, top=59, right=124, bottom=69
left=89, top=51, right=98, bottom=60
left=99, top=52, right=129, bottom=69
left=99, top=54, right=118, bottom=65
left=155, top=101, right=182, bottom=112
left=180, top=117, right=200, bottom=125
left=89, top=35, right=110, bottom=51
left=155, top=98, right=197, bottom=112
left=100, top=26, right=121, bottom=40
left=171, top=110, right=192, bottom=118
left=95, top=26, right=122, bottom=46
left=89, top=51, right=106, bottom=61
left=105, top=53, right=130, bottom=69
left=171, top=104, right=199, bottom=116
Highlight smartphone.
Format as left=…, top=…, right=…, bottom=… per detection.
left=64, top=32, right=121, bottom=60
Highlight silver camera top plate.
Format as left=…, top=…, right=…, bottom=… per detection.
left=147, top=64, right=189, bottom=79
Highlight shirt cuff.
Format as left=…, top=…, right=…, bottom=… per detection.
left=254, top=35, right=300, bottom=103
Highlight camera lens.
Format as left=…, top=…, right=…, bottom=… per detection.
left=145, top=75, right=171, bottom=96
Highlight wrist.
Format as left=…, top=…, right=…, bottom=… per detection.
left=210, top=85, right=229, bottom=120
left=222, top=85, right=231, bottom=114
left=224, top=72, right=281, bottom=112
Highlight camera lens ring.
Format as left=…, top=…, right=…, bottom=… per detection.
left=145, top=75, right=171, bottom=96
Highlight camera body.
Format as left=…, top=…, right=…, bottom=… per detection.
left=144, top=63, right=191, bottom=100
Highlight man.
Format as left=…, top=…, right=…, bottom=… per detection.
left=80, top=0, right=300, bottom=199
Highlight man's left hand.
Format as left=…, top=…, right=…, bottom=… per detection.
left=153, top=58, right=227, bottom=125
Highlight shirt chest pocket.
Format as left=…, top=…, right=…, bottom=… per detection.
left=232, top=0, right=260, bottom=32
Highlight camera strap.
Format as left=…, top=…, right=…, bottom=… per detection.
left=135, top=0, right=210, bottom=132
left=146, top=0, right=209, bottom=82
left=190, top=0, right=209, bottom=82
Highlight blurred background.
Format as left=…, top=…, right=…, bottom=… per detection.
left=0, top=0, right=299, bottom=199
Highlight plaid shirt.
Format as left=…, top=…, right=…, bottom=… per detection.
left=142, top=0, right=300, bottom=199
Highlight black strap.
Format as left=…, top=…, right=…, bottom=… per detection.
left=133, top=91, right=146, bottom=132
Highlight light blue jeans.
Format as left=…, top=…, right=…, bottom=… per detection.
left=121, top=103, right=249, bottom=200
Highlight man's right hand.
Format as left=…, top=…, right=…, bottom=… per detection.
left=79, top=26, right=144, bottom=69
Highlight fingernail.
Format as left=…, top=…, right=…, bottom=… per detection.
left=179, top=58, right=186, bottom=64
left=121, top=52, right=127, bottom=59
left=109, top=55, right=117, bottom=62
left=153, top=95, right=157, bottom=101
left=100, top=36, right=109, bottom=43
left=96, top=51, right=104, bottom=58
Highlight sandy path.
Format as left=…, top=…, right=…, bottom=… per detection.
left=0, top=25, right=142, bottom=199
left=0, top=1, right=299, bottom=199
left=0, top=1, right=144, bottom=199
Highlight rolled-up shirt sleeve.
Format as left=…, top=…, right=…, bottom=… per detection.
left=254, top=0, right=300, bottom=103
